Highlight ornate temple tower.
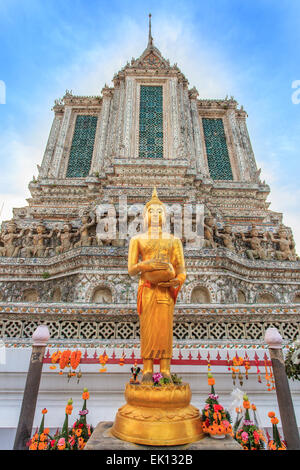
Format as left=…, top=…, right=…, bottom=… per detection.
left=0, top=17, right=300, bottom=348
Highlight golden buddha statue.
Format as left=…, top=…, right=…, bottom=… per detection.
left=128, top=187, right=186, bottom=383
left=111, top=189, right=203, bottom=446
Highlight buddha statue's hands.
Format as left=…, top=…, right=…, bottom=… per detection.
left=158, top=278, right=181, bottom=288
left=138, top=259, right=170, bottom=273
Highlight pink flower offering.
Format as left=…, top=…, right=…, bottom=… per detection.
left=152, top=372, right=163, bottom=383
left=241, top=432, right=249, bottom=441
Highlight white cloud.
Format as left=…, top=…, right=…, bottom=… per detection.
left=0, top=132, right=42, bottom=222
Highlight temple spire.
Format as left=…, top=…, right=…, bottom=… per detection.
left=148, top=13, right=153, bottom=47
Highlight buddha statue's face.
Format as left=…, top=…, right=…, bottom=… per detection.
left=145, top=204, right=165, bottom=229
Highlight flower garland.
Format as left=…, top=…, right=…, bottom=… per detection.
left=231, top=356, right=244, bottom=386
left=264, top=360, right=275, bottom=391
left=244, top=360, right=251, bottom=381
left=50, top=351, right=62, bottom=370
left=70, top=350, right=82, bottom=371
left=201, top=373, right=233, bottom=437
left=267, top=412, right=286, bottom=450
left=59, top=350, right=71, bottom=373
left=234, top=394, right=266, bottom=450
left=49, top=349, right=82, bottom=381
left=99, top=352, right=108, bottom=372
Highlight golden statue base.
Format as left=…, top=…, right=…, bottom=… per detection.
left=111, top=383, right=204, bottom=446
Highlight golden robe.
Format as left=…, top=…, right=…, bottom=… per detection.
left=128, top=234, right=186, bottom=360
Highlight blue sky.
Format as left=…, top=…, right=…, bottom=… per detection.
left=0, top=0, right=300, bottom=245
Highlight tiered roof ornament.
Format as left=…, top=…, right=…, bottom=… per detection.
left=116, top=13, right=185, bottom=76
left=129, top=14, right=171, bottom=70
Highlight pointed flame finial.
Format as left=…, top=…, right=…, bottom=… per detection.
left=145, top=187, right=164, bottom=209
left=148, top=13, right=153, bottom=47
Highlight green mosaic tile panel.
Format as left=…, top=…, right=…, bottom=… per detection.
left=139, top=85, right=163, bottom=159
left=202, top=118, right=233, bottom=180
left=66, top=115, right=98, bottom=178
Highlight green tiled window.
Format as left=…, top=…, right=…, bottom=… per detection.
left=66, top=115, right=98, bottom=178
left=202, top=118, right=233, bottom=180
left=139, top=85, right=163, bottom=158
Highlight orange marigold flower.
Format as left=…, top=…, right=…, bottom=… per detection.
left=208, top=378, right=215, bottom=386
left=51, top=351, right=61, bottom=364
left=70, top=350, right=81, bottom=370
left=251, top=404, right=256, bottom=411
left=243, top=401, right=250, bottom=409
left=65, top=405, right=73, bottom=415
left=271, top=417, right=279, bottom=425
left=59, top=350, right=71, bottom=370
left=268, top=411, right=275, bottom=418
left=82, top=392, right=90, bottom=400
left=75, top=428, right=82, bottom=437
left=278, top=444, right=286, bottom=450
left=42, top=408, right=48, bottom=414
left=43, top=428, right=50, bottom=435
